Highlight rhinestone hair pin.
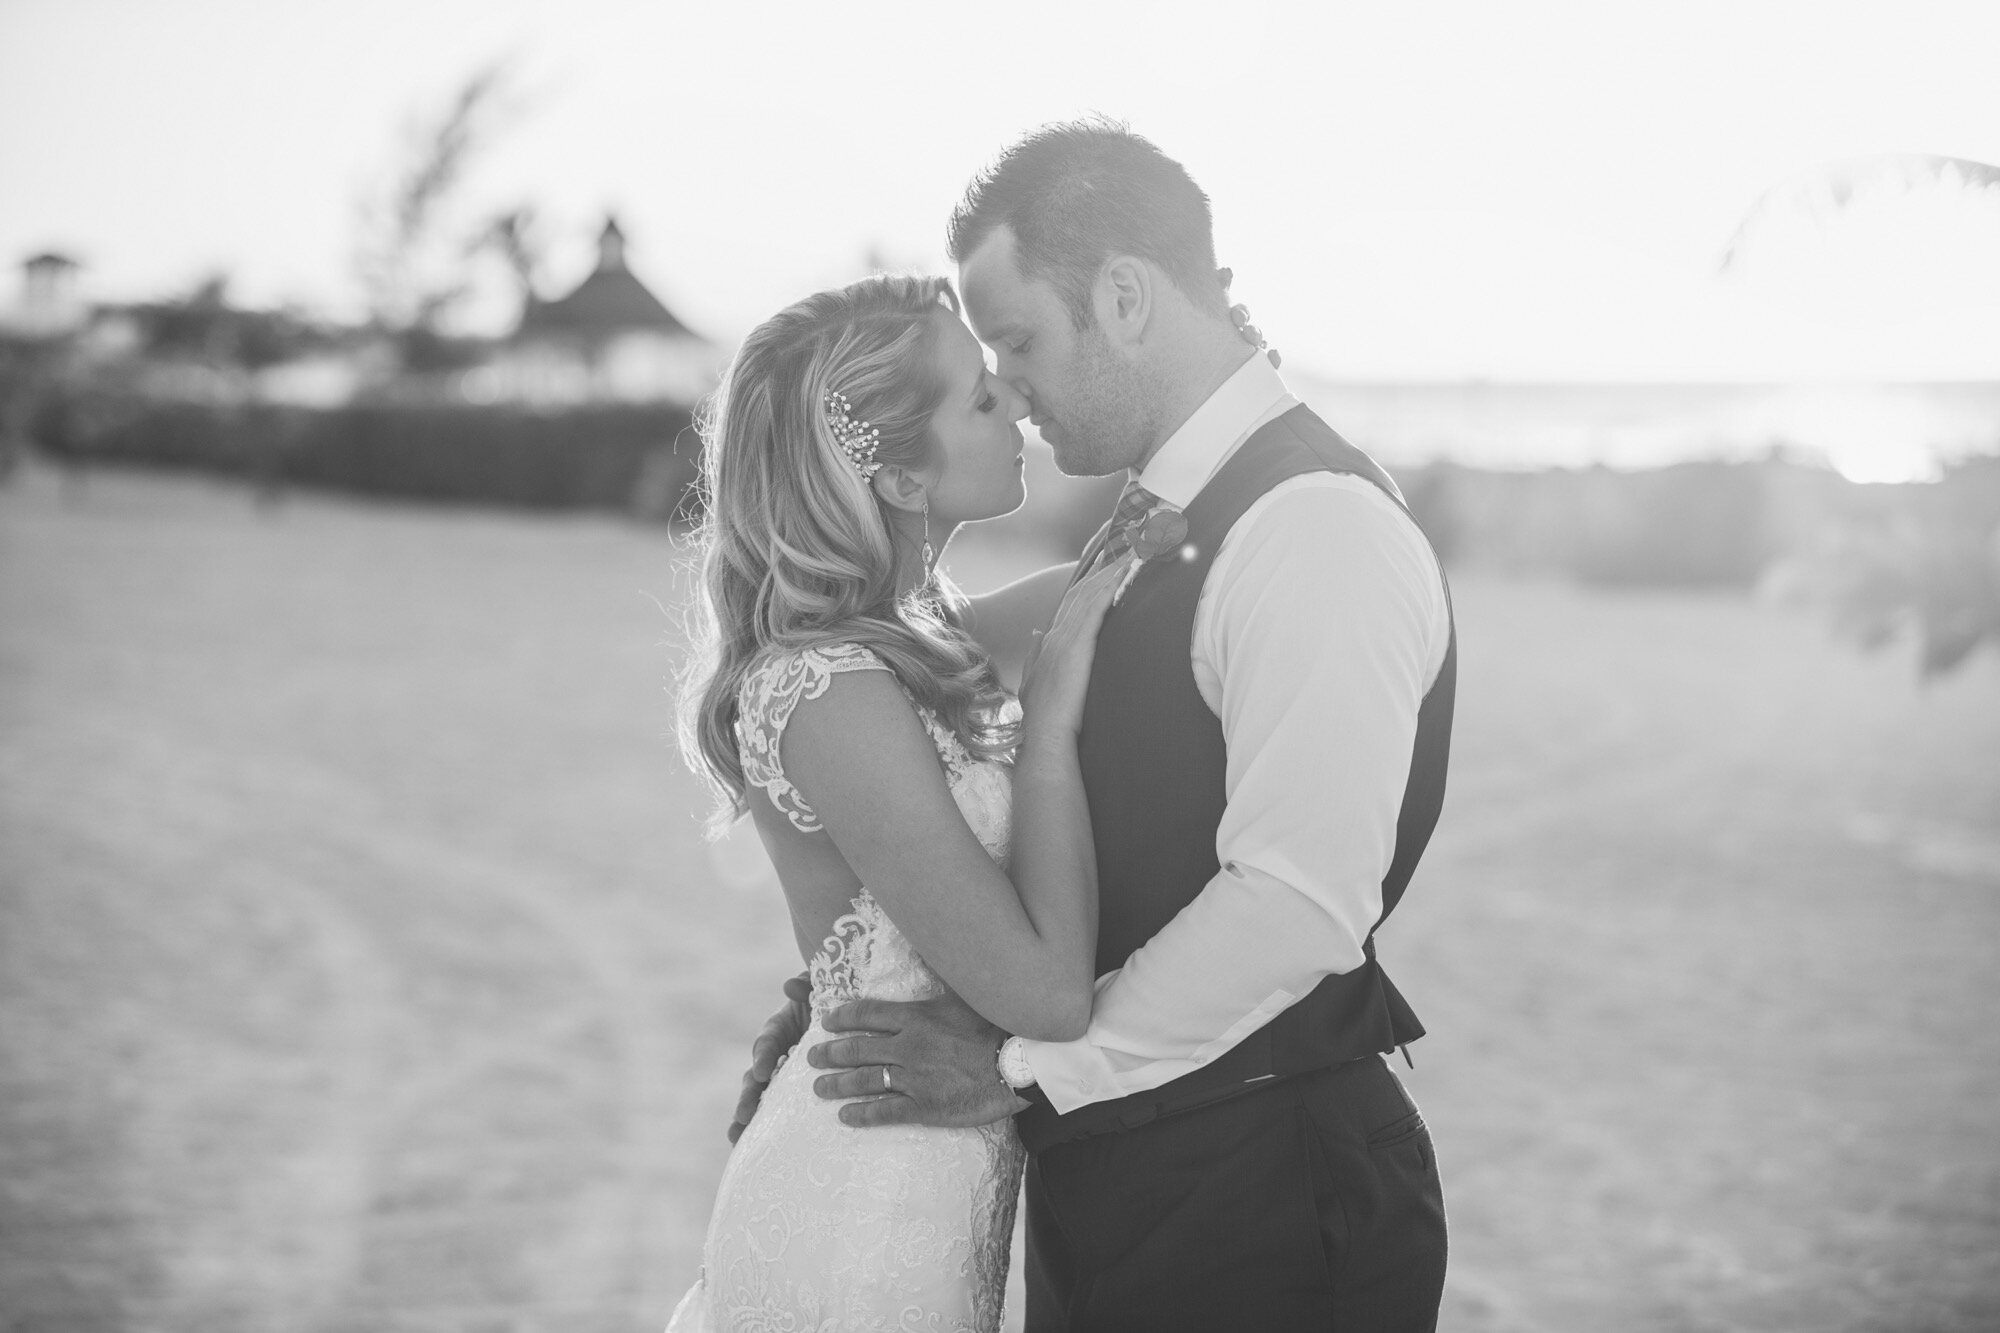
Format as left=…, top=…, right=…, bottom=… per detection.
left=823, top=390, right=883, bottom=480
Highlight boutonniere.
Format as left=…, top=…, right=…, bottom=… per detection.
left=1112, top=509, right=1191, bottom=605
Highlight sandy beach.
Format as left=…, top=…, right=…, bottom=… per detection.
left=3, top=463, right=1996, bottom=1331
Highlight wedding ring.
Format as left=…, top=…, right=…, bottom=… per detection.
left=881, top=1066, right=893, bottom=1092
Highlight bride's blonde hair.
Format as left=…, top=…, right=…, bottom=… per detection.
left=678, top=274, right=1016, bottom=829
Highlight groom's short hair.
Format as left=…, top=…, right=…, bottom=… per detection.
left=948, top=117, right=1228, bottom=328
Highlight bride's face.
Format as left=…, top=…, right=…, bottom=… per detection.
left=917, top=316, right=1029, bottom=525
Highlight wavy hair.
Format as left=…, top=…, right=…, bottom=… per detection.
left=677, top=273, right=1017, bottom=830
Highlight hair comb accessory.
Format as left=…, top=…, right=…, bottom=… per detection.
left=824, top=390, right=883, bottom=479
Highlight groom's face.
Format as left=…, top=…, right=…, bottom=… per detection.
left=960, top=228, right=1149, bottom=479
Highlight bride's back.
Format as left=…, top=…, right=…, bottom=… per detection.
left=668, top=633, right=1022, bottom=1333
left=734, top=639, right=1014, bottom=969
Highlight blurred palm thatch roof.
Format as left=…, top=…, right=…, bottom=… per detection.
left=514, top=217, right=695, bottom=345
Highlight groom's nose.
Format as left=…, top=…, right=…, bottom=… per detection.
left=1004, top=382, right=1031, bottom=422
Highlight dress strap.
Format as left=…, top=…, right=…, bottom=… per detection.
left=736, top=643, right=893, bottom=832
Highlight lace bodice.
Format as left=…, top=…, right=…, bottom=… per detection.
left=667, top=642, right=1023, bottom=1332
left=736, top=641, right=1009, bottom=838
left=735, top=641, right=1013, bottom=1022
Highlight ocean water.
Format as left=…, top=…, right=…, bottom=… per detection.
left=1290, top=378, right=2000, bottom=481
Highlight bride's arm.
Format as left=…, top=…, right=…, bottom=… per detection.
left=961, top=562, right=1076, bottom=692
left=781, top=673, right=1091, bottom=1041
left=780, top=561, right=1124, bottom=1043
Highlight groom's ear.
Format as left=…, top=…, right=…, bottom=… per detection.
left=871, top=464, right=930, bottom=515
left=1094, top=255, right=1152, bottom=350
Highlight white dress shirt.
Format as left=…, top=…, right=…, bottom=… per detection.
left=1019, top=351, right=1453, bottom=1115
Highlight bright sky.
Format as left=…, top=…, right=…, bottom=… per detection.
left=3, top=0, right=1998, bottom=382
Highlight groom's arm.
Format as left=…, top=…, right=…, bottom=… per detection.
left=1015, top=476, right=1450, bottom=1113
left=733, top=977, right=1026, bottom=1135
left=807, top=479, right=1444, bottom=1127
left=810, top=989, right=1029, bottom=1128
left=726, top=973, right=810, bottom=1143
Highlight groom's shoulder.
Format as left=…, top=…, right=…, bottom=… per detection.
left=1220, top=479, right=1449, bottom=666
left=1239, top=471, right=1435, bottom=576
left=1222, top=438, right=1443, bottom=614
left=1259, top=404, right=1397, bottom=489
left=1233, top=412, right=1424, bottom=536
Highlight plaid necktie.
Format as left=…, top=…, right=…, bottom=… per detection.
left=1093, top=479, right=1163, bottom=571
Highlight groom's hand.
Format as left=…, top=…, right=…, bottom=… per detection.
left=810, top=989, right=1029, bottom=1129
left=727, top=973, right=811, bottom=1144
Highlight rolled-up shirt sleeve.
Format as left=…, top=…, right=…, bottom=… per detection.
left=1018, top=474, right=1450, bottom=1114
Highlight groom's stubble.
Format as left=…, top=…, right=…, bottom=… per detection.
left=1048, top=320, right=1160, bottom=480
left=957, top=227, right=1163, bottom=481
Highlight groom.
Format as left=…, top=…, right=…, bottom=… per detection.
left=748, top=119, right=1456, bottom=1329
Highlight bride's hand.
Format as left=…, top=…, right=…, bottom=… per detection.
left=1018, top=554, right=1132, bottom=739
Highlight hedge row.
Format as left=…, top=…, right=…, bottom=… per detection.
left=1401, top=461, right=1778, bottom=587
left=31, top=390, right=1992, bottom=593
left=31, top=393, right=702, bottom=519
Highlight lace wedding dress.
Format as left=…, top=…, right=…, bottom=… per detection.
left=667, top=643, right=1025, bottom=1333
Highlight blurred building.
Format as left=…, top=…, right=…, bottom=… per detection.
left=3, top=253, right=86, bottom=339
left=470, top=217, right=720, bottom=408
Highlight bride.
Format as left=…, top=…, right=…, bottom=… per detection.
left=668, top=273, right=1126, bottom=1331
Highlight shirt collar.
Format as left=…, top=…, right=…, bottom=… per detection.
left=1135, top=351, right=1296, bottom=509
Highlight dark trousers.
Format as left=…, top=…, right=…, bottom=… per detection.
left=1023, top=1055, right=1447, bottom=1332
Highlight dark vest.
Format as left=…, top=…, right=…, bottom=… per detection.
left=1015, top=404, right=1457, bottom=1154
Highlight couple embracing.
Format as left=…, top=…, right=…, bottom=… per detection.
left=671, top=119, right=1456, bottom=1332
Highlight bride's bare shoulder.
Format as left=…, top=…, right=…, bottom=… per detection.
left=739, top=641, right=892, bottom=709
left=735, top=641, right=931, bottom=831
left=737, top=642, right=897, bottom=743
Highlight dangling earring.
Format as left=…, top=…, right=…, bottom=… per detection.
left=919, top=491, right=935, bottom=582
